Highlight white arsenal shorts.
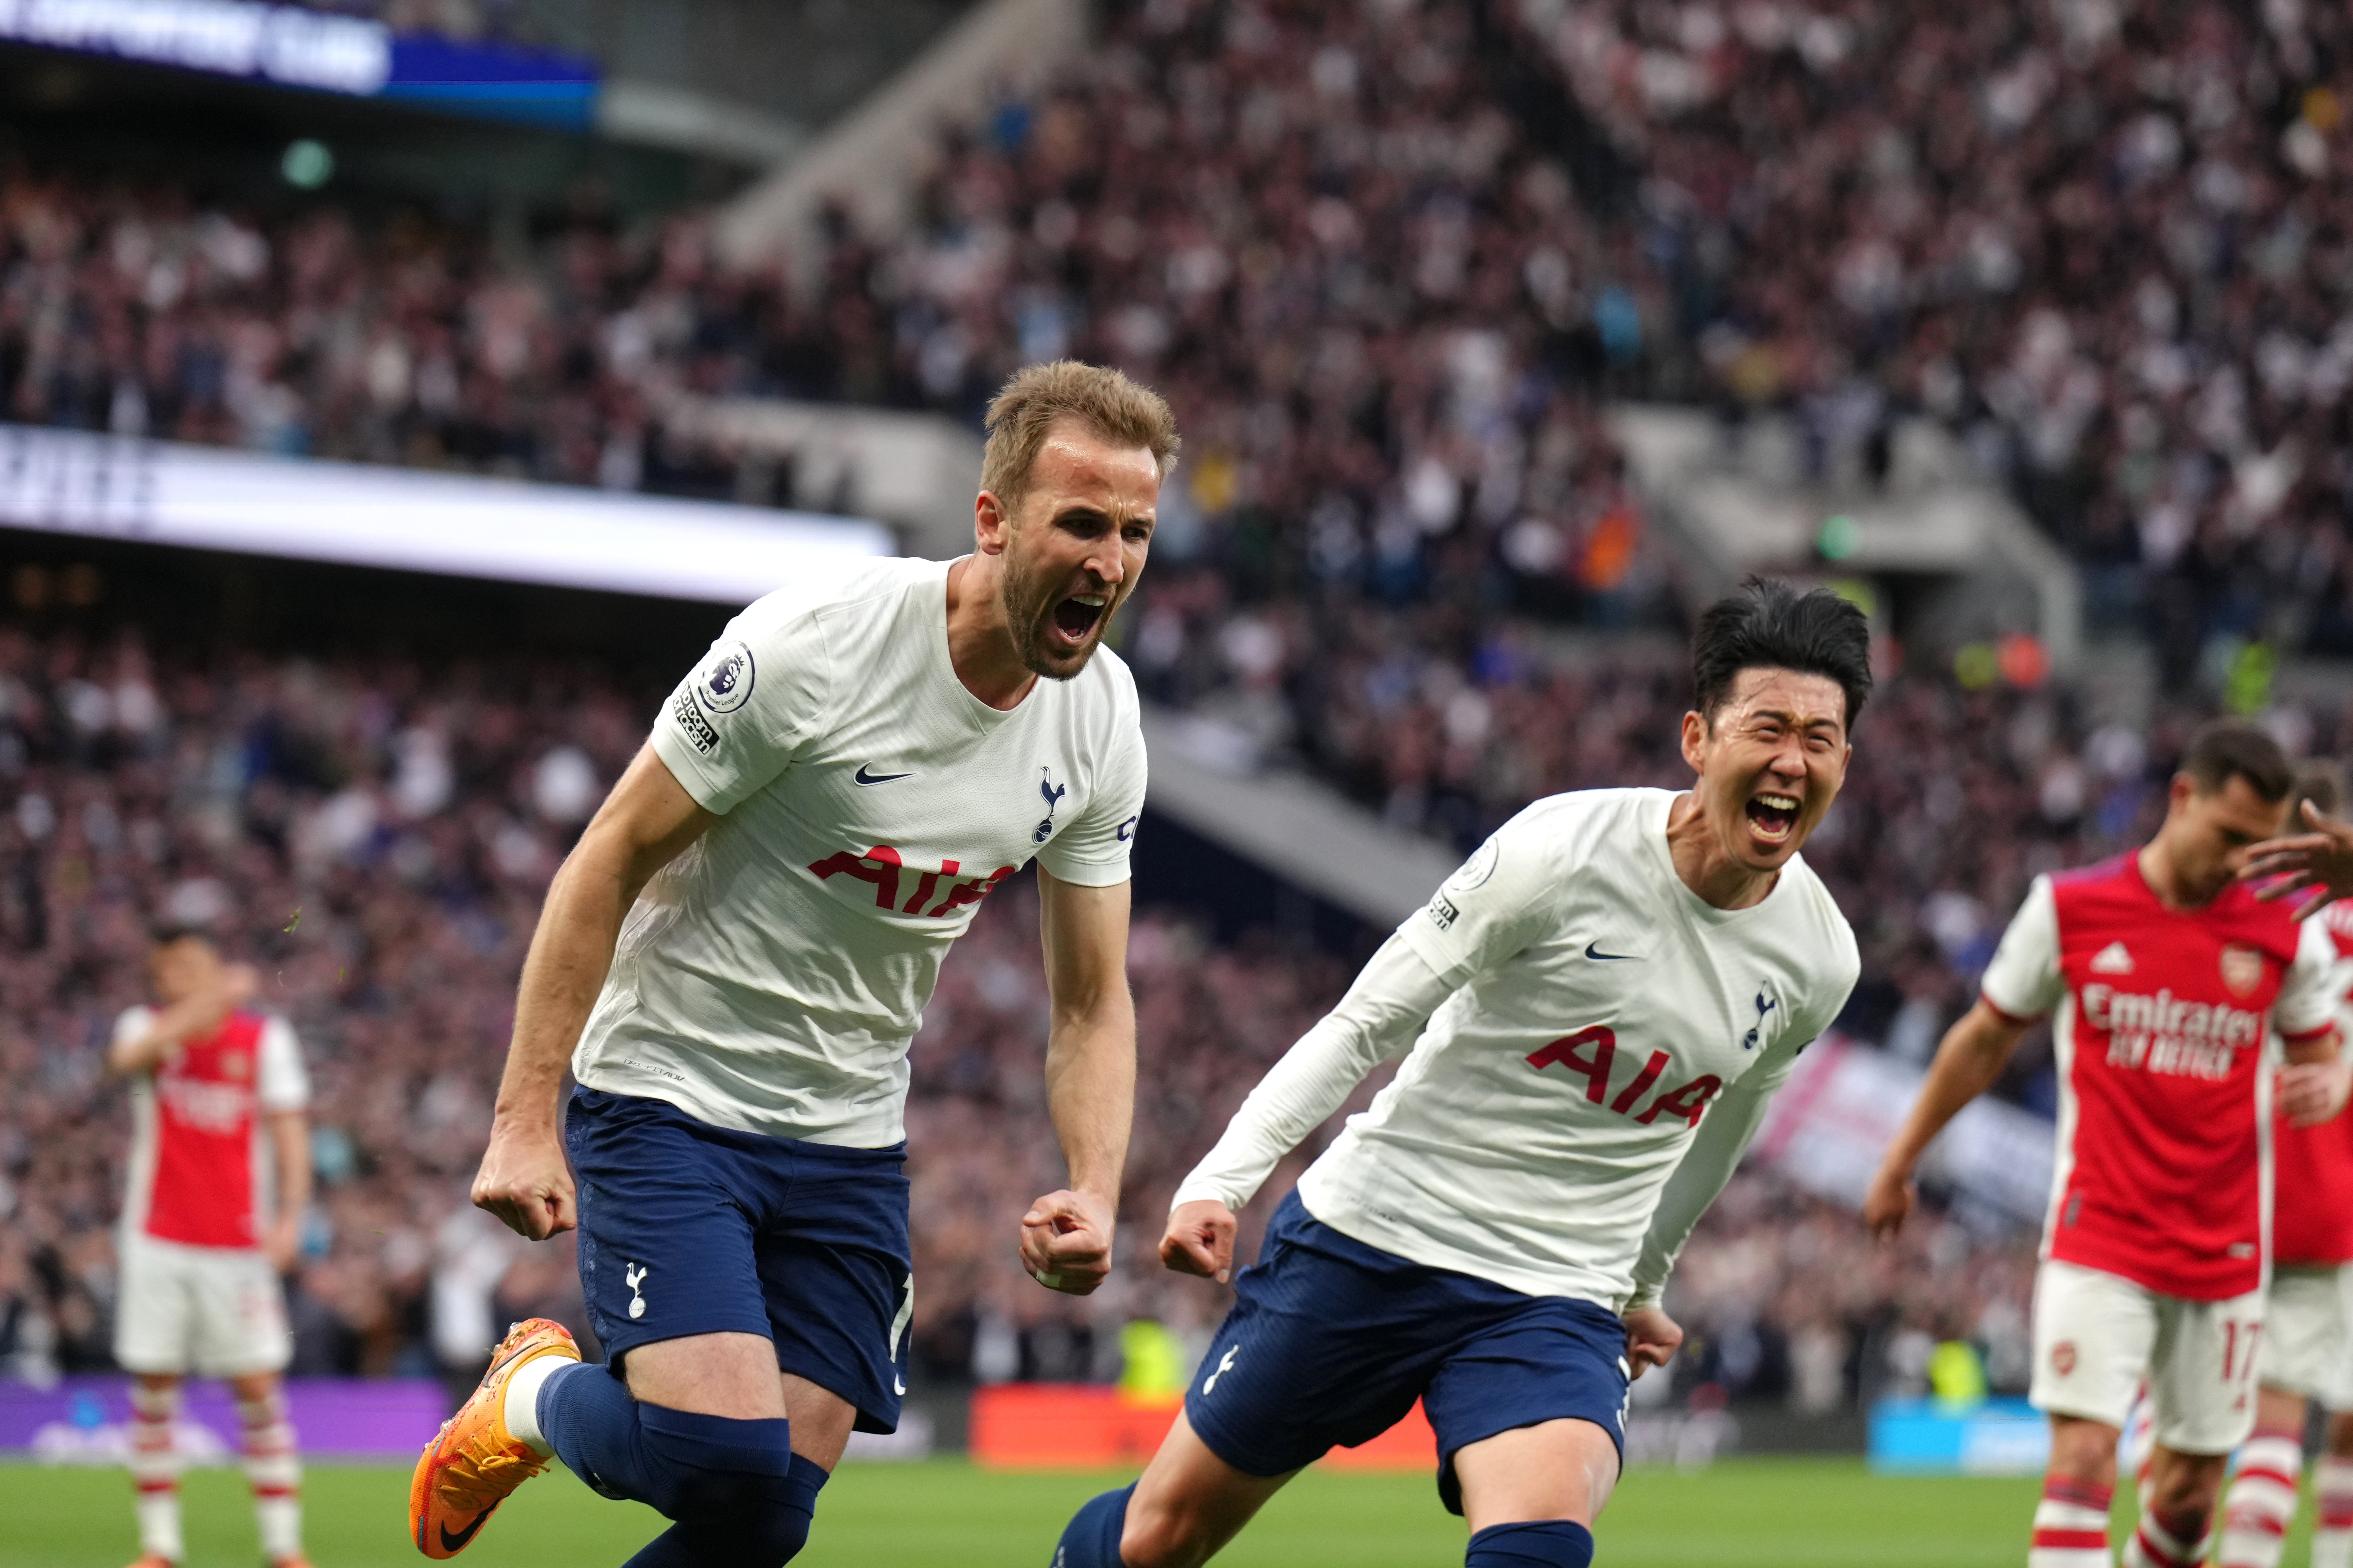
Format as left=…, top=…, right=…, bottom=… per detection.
left=115, top=1234, right=292, bottom=1378
left=2029, top=1258, right=2264, bottom=1454
left=2260, top=1263, right=2353, bottom=1409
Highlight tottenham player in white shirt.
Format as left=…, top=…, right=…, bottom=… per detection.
left=410, top=362, right=1175, bottom=1567
left=1051, top=581, right=1868, bottom=1568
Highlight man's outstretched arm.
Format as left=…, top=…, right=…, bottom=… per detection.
left=1160, top=931, right=1454, bottom=1283
left=474, top=743, right=714, bottom=1240
left=1862, top=999, right=2034, bottom=1239
left=1024, top=868, right=1137, bottom=1296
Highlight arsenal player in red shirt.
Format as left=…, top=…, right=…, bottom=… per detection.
left=108, top=926, right=314, bottom=1568
left=1866, top=722, right=2349, bottom=1568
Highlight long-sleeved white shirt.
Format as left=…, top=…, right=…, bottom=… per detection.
left=1173, top=788, right=1858, bottom=1309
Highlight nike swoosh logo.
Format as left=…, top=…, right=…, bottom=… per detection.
left=854, top=765, right=912, bottom=785
left=1584, top=943, right=1638, bottom=961
left=441, top=1513, right=492, bottom=1552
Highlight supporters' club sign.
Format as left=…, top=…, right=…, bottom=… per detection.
left=2220, top=945, right=2264, bottom=998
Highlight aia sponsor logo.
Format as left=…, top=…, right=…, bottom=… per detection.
left=1526, top=1025, right=1722, bottom=1127
left=808, top=843, right=1016, bottom=919
left=2219, top=944, right=2264, bottom=998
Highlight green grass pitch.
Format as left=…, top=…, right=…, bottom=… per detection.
left=0, top=1456, right=2289, bottom=1566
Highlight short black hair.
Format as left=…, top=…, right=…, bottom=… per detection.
left=1690, top=577, right=1873, bottom=729
left=2180, top=720, right=2293, bottom=804
left=2292, top=761, right=2344, bottom=821
left=149, top=921, right=220, bottom=951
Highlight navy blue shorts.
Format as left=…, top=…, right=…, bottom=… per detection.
left=567, top=1087, right=913, bottom=1434
left=1185, top=1189, right=1630, bottom=1513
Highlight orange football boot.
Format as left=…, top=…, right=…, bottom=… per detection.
left=409, top=1317, right=579, bottom=1557
left=122, top=1557, right=176, bottom=1567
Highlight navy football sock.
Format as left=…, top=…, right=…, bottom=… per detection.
left=1050, top=1482, right=1136, bottom=1567
left=622, top=1452, right=827, bottom=1568
left=539, top=1364, right=820, bottom=1566
left=1465, top=1519, right=1595, bottom=1568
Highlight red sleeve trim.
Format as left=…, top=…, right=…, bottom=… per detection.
left=2282, top=1022, right=2337, bottom=1045
left=1980, top=993, right=2039, bottom=1027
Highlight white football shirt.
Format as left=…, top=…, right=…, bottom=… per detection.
left=573, top=556, right=1147, bottom=1146
left=1177, top=788, right=1859, bottom=1305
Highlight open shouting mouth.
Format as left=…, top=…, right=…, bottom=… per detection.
left=1746, top=790, right=1801, bottom=845
left=1046, top=590, right=1109, bottom=653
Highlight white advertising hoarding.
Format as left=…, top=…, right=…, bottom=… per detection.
left=0, top=424, right=894, bottom=605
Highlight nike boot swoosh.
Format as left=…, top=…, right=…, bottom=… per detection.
left=1584, top=943, right=1637, bottom=961
left=441, top=1513, right=492, bottom=1553
left=854, top=766, right=912, bottom=785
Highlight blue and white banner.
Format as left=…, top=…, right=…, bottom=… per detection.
left=0, top=0, right=599, bottom=126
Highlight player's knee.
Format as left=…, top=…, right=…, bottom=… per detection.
left=2046, top=1419, right=2120, bottom=1488
left=1117, top=1494, right=1214, bottom=1568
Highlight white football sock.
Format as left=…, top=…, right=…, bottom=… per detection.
left=236, top=1390, right=303, bottom=1562
left=128, top=1381, right=183, bottom=1562
left=503, top=1353, right=570, bottom=1459
left=2217, top=1433, right=2302, bottom=1568
left=2314, top=1456, right=2353, bottom=1568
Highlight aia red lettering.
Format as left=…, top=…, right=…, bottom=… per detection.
left=808, top=844, right=903, bottom=908
left=807, top=845, right=1016, bottom=920
left=1634, top=1074, right=1722, bottom=1126
left=927, top=865, right=1015, bottom=917
left=1529, top=1029, right=1721, bottom=1126
left=1527, top=1027, right=1616, bottom=1103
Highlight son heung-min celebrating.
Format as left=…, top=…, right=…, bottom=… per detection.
left=1049, top=580, right=1867, bottom=1568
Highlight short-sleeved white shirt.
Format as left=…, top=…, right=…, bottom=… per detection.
left=1295, top=788, right=1860, bottom=1304
left=574, top=556, right=1146, bottom=1146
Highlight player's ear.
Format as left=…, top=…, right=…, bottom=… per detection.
left=974, top=488, right=1016, bottom=555
left=1679, top=709, right=1709, bottom=774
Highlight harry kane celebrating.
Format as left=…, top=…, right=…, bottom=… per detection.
left=410, top=362, right=1174, bottom=1566
left=1865, top=722, right=2347, bottom=1568
left=1052, top=581, right=1867, bottom=1568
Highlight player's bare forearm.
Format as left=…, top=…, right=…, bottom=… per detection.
left=106, top=966, right=256, bottom=1076
left=1037, top=871, right=1136, bottom=1202
left=479, top=745, right=712, bottom=1239
left=267, top=1111, right=310, bottom=1269
left=1864, top=1000, right=2030, bottom=1236
left=1027, top=871, right=1136, bottom=1293
left=268, top=1110, right=311, bottom=1220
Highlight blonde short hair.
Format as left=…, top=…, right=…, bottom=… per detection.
left=981, top=360, right=1181, bottom=505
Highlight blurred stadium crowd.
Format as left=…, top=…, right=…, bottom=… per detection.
left=5, top=0, right=2353, bottom=1416
left=14, top=621, right=2319, bottom=1413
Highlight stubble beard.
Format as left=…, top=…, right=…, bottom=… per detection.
left=1000, top=541, right=1109, bottom=682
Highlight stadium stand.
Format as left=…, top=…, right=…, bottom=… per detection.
left=8, top=0, right=2353, bottom=1427
left=4, top=615, right=2272, bottom=1414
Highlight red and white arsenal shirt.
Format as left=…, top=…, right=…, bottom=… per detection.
left=115, top=1007, right=310, bottom=1250
left=1981, top=854, right=2338, bottom=1300
left=2274, top=903, right=2353, bottom=1268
